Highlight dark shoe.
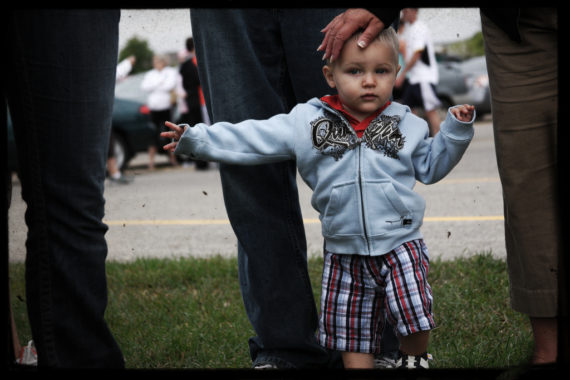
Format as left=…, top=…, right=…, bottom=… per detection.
left=109, top=175, right=133, bottom=184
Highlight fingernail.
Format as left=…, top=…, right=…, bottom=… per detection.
left=322, top=52, right=327, bottom=61
left=357, top=40, right=366, bottom=48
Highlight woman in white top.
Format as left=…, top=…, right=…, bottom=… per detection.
left=141, top=54, right=178, bottom=168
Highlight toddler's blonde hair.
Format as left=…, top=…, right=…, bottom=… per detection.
left=326, top=26, right=400, bottom=67
left=373, top=27, right=400, bottom=66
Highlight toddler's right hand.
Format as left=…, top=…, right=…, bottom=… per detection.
left=161, top=121, right=187, bottom=152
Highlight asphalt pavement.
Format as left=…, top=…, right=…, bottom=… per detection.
left=8, top=116, right=505, bottom=263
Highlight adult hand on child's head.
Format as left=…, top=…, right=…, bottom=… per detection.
left=318, top=8, right=385, bottom=62
left=450, top=104, right=475, bottom=123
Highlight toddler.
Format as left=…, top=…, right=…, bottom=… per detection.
left=162, top=27, right=475, bottom=369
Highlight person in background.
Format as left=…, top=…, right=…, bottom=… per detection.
left=395, top=8, right=441, bottom=136
left=116, top=55, right=136, bottom=82
left=163, top=27, right=475, bottom=369
left=392, top=16, right=408, bottom=101
left=174, top=46, right=192, bottom=167
left=178, top=37, right=209, bottom=170
left=141, top=54, right=178, bottom=169
left=107, top=55, right=136, bottom=184
left=4, top=10, right=124, bottom=368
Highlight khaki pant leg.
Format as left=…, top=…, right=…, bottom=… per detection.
left=481, top=9, right=559, bottom=317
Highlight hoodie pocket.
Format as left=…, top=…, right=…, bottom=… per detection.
left=322, top=181, right=362, bottom=236
left=364, top=180, right=412, bottom=236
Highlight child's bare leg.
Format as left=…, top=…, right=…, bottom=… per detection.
left=425, top=109, right=441, bottom=136
left=341, top=352, right=374, bottom=369
left=399, top=330, right=430, bottom=355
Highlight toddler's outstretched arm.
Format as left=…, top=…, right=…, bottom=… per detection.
left=161, top=121, right=187, bottom=152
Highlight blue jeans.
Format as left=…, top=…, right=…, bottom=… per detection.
left=5, top=10, right=124, bottom=368
left=191, top=9, right=399, bottom=368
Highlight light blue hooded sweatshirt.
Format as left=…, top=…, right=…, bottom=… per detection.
left=175, top=98, right=475, bottom=256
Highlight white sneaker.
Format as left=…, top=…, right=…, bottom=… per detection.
left=253, top=363, right=278, bottom=369
left=396, top=352, right=432, bottom=369
left=374, top=354, right=399, bottom=369
left=15, top=340, right=37, bottom=366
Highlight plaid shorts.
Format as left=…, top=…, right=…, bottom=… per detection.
left=317, top=239, right=435, bottom=354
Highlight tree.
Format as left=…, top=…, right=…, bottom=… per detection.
left=443, top=31, right=485, bottom=59
left=119, top=36, right=154, bottom=74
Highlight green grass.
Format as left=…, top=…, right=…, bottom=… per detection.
left=428, top=253, right=533, bottom=368
left=8, top=253, right=533, bottom=369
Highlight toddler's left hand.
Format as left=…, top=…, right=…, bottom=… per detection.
left=451, top=104, right=475, bottom=122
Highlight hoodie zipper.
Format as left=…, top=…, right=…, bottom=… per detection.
left=323, top=103, right=372, bottom=254
left=357, top=144, right=372, bottom=255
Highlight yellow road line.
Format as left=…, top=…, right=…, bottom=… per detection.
left=105, top=215, right=504, bottom=226
left=105, top=219, right=230, bottom=226
left=436, top=177, right=500, bottom=184
left=424, top=215, right=503, bottom=222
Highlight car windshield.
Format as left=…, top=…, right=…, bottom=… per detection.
left=461, top=56, right=487, bottom=74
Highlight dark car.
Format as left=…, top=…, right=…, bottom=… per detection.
left=436, top=55, right=492, bottom=119
left=6, top=73, right=155, bottom=173
left=110, top=72, right=156, bottom=170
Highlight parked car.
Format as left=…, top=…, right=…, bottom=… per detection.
left=6, top=72, right=155, bottom=173
left=111, top=72, right=155, bottom=170
left=113, top=70, right=183, bottom=169
left=436, top=55, right=492, bottom=119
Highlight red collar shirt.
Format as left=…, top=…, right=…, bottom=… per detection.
left=320, top=95, right=391, bottom=138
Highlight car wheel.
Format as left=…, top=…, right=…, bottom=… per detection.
left=110, top=131, right=130, bottom=171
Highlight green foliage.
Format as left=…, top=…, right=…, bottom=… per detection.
left=443, top=31, right=486, bottom=59
left=465, top=31, right=486, bottom=57
left=119, top=36, right=154, bottom=74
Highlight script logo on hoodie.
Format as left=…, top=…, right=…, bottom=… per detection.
left=311, top=113, right=358, bottom=160
left=311, top=112, right=405, bottom=160
left=363, top=115, right=405, bottom=160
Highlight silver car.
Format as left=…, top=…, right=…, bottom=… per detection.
left=436, top=55, right=491, bottom=119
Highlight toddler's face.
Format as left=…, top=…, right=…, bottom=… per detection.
left=323, top=38, right=400, bottom=121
